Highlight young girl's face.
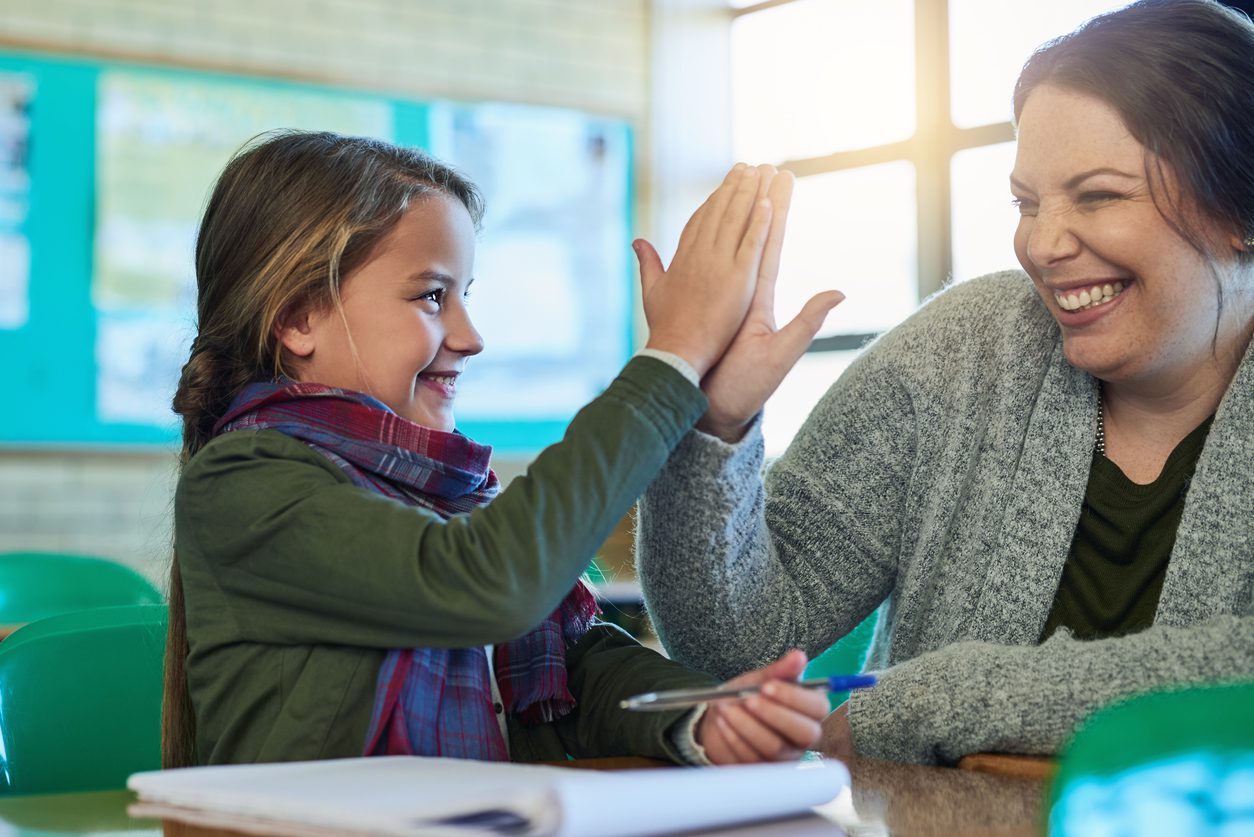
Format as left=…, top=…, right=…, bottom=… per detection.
left=285, top=194, right=482, bottom=431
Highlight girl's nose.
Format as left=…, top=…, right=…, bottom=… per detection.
left=447, top=303, right=484, bottom=357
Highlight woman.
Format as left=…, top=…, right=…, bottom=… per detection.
left=635, top=0, right=1253, bottom=765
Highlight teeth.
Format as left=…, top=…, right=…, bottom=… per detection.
left=1054, top=281, right=1125, bottom=312
left=427, top=375, right=455, bottom=386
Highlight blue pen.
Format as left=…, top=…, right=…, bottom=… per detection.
left=619, top=674, right=877, bottom=711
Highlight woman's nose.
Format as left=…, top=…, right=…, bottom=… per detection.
left=1024, top=206, right=1081, bottom=268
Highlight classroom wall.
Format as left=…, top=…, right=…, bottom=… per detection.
left=0, top=0, right=653, bottom=586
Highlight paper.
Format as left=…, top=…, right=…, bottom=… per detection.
left=129, top=756, right=849, bottom=837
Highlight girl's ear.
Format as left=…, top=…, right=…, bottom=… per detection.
left=274, top=305, right=317, bottom=359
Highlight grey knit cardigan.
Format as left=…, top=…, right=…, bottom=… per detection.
left=636, top=271, right=1253, bottom=765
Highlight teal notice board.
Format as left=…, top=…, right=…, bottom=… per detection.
left=0, top=47, right=634, bottom=451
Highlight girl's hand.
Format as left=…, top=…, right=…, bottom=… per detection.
left=634, top=164, right=776, bottom=378
left=697, top=168, right=844, bottom=442
left=695, top=649, right=829, bottom=764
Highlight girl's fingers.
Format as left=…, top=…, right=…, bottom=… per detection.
left=714, top=709, right=761, bottom=764
left=713, top=165, right=762, bottom=247
left=692, top=164, right=749, bottom=248
left=743, top=688, right=826, bottom=750
left=734, top=198, right=773, bottom=272
left=632, top=239, right=666, bottom=296
left=719, top=701, right=792, bottom=761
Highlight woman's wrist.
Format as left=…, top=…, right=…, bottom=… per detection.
left=695, top=413, right=754, bottom=444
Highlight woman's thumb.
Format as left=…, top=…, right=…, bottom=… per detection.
left=775, top=290, right=845, bottom=363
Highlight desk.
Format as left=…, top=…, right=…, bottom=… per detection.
left=0, top=757, right=1045, bottom=836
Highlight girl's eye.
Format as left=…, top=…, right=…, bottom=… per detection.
left=415, top=289, right=444, bottom=308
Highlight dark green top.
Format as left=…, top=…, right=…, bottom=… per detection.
left=175, top=356, right=720, bottom=765
left=1043, top=417, right=1215, bottom=641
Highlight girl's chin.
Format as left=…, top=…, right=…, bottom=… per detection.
left=397, top=405, right=455, bottom=432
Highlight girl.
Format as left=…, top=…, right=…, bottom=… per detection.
left=163, top=130, right=831, bottom=769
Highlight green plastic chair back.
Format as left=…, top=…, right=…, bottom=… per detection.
left=0, top=552, right=162, bottom=628
left=0, top=604, right=168, bottom=796
left=1047, top=681, right=1254, bottom=835
left=805, top=608, right=879, bottom=708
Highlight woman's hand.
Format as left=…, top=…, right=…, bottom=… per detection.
left=697, top=167, right=844, bottom=442
left=818, top=701, right=855, bottom=761
left=635, top=164, right=775, bottom=378
left=695, top=649, right=829, bottom=764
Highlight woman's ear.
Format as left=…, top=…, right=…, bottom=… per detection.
left=274, top=305, right=317, bottom=359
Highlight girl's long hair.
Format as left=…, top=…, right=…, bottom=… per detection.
left=163, top=130, right=482, bottom=768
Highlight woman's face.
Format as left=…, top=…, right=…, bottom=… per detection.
left=1011, top=84, right=1247, bottom=390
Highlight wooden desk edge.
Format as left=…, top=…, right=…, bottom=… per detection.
left=958, top=752, right=1057, bottom=781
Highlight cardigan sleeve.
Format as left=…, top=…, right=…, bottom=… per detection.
left=851, top=613, right=1254, bottom=763
left=176, top=356, right=706, bottom=650
left=635, top=339, right=914, bottom=679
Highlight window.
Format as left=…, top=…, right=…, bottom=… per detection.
left=726, top=0, right=1127, bottom=455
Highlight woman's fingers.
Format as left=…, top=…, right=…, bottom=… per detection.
left=755, top=169, right=795, bottom=302
left=774, top=289, right=846, bottom=362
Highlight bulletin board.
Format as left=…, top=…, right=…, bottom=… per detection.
left=0, top=47, right=635, bottom=452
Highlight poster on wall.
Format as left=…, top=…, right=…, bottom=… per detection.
left=92, top=70, right=393, bottom=427
left=426, top=102, right=632, bottom=424
left=0, top=72, right=33, bottom=330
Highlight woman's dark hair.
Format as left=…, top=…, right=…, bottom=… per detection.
left=163, top=130, right=483, bottom=768
left=1014, top=0, right=1254, bottom=260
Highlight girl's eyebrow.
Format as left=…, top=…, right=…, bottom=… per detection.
left=402, top=271, right=475, bottom=290
left=403, top=270, right=453, bottom=286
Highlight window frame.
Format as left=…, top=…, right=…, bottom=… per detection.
left=729, top=0, right=1015, bottom=352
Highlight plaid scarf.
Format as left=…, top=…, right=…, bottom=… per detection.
left=215, top=380, right=598, bottom=761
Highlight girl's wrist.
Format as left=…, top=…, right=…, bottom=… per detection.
left=643, top=338, right=712, bottom=379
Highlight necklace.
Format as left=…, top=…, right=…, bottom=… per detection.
left=1095, top=406, right=1106, bottom=457
left=1095, top=384, right=1106, bottom=457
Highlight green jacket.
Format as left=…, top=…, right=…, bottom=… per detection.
left=176, top=357, right=720, bottom=765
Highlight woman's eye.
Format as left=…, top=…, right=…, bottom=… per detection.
left=1079, top=191, right=1121, bottom=204
left=1011, top=198, right=1038, bottom=217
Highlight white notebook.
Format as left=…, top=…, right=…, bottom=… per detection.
left=128, top=756, right=848, bottom=837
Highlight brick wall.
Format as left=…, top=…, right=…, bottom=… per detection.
left=0, top=0, right=653, bottom=587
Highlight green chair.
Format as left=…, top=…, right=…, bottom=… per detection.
left=0, top=551, right=162, bottom=631
left=805, top=609, right=879, bottom=709
left=1047, top=681, right=1254, bottom=835
left=0, top=604, right=168, bottom=795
